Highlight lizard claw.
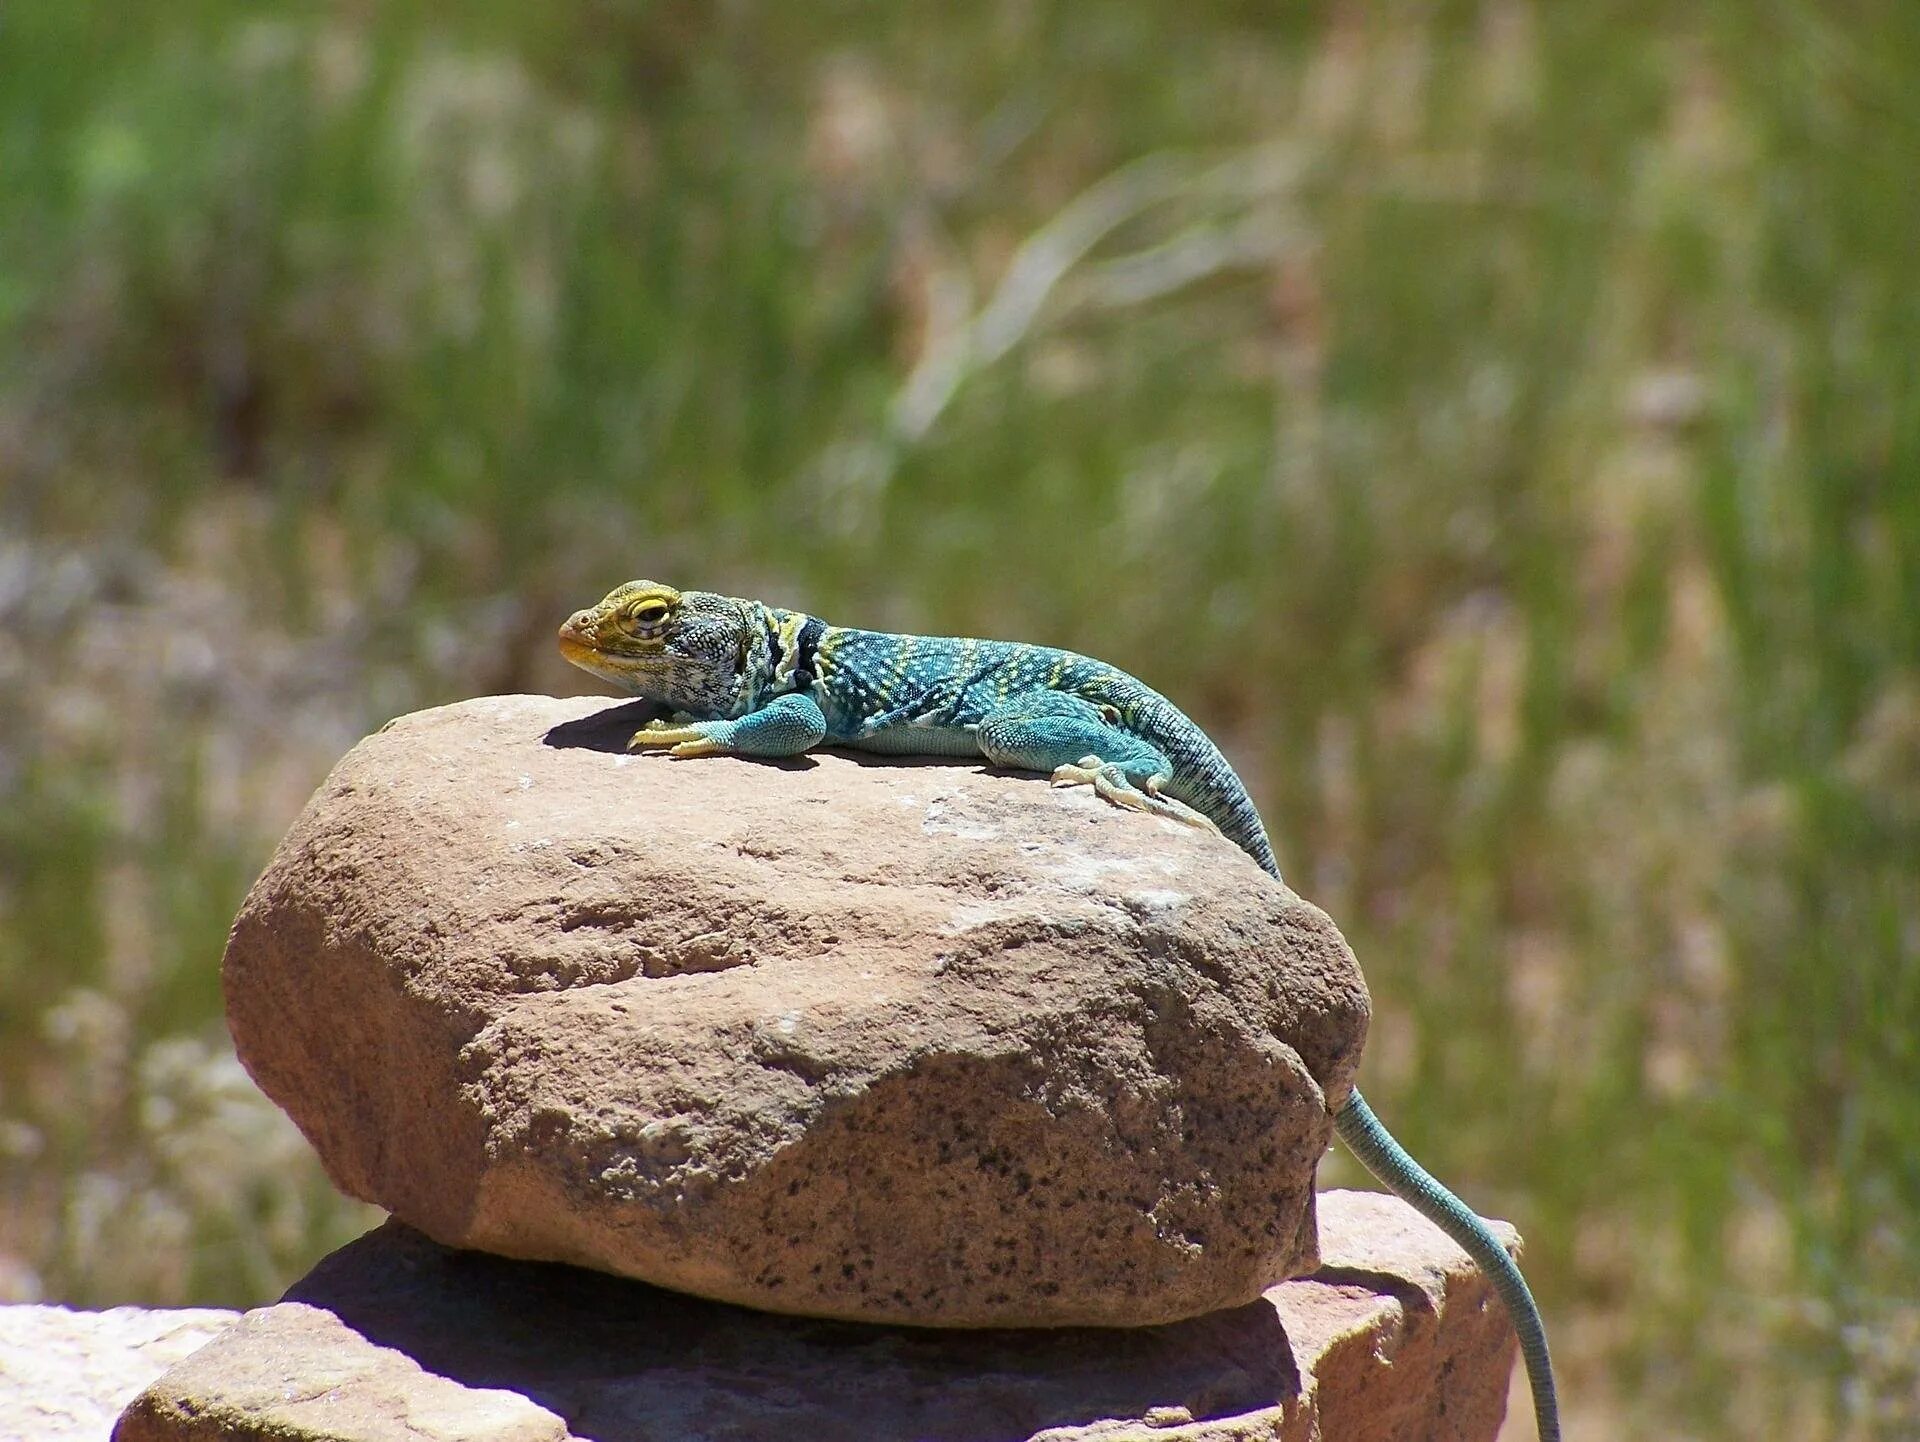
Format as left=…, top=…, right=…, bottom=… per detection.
left=1141, top=775, right=1220, bottom=833
left=1050, top=758, right=1220, bottom=834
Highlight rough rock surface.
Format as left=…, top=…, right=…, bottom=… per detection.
left=224, top=695, right=1369, bottom=1327
left=0, top=1304, right=237, bottom=1440
left=111, top=1191, right=1518, bottom=1442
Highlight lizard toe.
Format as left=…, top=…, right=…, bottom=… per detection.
left=628, top=724, right=708, bottom=751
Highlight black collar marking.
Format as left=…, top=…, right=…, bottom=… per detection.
left=791, top=616, right=827, bottom=693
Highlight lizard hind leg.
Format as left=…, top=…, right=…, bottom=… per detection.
left=1050, top=757, right=1220, bottom=834
left=978, top=692, right=1219, bottom=834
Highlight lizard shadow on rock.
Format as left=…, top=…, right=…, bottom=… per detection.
left=289, top=1220, right=1302, bottom=1442
left=541, top=698, right=673, bottom=752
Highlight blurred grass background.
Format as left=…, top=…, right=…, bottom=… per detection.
left=1, top=2, right=1916, bottom=1436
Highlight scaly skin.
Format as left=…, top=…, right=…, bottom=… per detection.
left=559, top=580, right=1559, bottom=1442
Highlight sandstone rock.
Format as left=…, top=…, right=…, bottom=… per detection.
left=0, top=1304, right=237, bottom=1439
left=110, top=1191, right=1518, bottom=1442
left=224, top=695, right=1368, bottom=1327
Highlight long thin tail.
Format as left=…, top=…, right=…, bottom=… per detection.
left=1334, top=1087, right=1560, bottom=1442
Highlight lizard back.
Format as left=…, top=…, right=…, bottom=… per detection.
left=796, top=622, right=1278, bottom=876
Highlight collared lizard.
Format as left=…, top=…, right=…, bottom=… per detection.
left=559, top=579, right=1559, bottom=1441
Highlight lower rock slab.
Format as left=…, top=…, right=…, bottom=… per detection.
left=0, top=1304, right=239, bottom=1441
left=112, top=1190, right=1518, bottom=1442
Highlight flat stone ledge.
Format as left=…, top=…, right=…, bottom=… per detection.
left=111, top=1191, right=1518, bottom=1442
left=0, top=1304, right=238, bottom=1440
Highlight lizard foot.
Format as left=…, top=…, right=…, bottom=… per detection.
left=628, top=721, right=724, bottom=758
left=1051, top=758, right=1220, bottom=833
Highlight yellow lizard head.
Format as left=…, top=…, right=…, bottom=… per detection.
left=558, top=581, right=757, bottom=715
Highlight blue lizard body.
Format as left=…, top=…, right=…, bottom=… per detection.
left=795, top=619, right=1276, bottom=873
left=558, top=580, right=1558, bottom=1442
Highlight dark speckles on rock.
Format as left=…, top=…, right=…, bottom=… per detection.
left=223, top=694, right=1369, bottom=1328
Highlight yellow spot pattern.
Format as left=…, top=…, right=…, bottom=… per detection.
left=888, top=635, right=918, bottom=694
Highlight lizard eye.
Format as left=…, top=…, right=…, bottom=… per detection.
left=628, top=598, right=671, bottom=627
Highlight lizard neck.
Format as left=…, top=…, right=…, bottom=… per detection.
left=745, top=605, right=829, bottom=712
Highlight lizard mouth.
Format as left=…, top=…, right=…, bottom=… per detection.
left=557, top=619, right=675, bottom=686
left=557, top=617, right=648, bottom=674
left=556, top=616, right=605, bottom=670
left=557, top=632, right=600, bottom=669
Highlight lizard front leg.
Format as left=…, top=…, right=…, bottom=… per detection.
left=629, top=693, right=827, bottom=759
left=976, top=691, right=1218, bottom=834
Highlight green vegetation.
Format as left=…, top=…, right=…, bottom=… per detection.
left=3, top=4, right=1916, bottom=1435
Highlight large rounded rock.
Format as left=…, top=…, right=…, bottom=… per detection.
left=225, top=695, right=1368, bottom=1327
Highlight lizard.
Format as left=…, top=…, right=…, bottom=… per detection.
left=558, top=579, right=1560, bottom=1442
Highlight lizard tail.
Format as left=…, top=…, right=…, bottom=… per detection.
left=1334, top=1087, right=1560, bottom=1442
